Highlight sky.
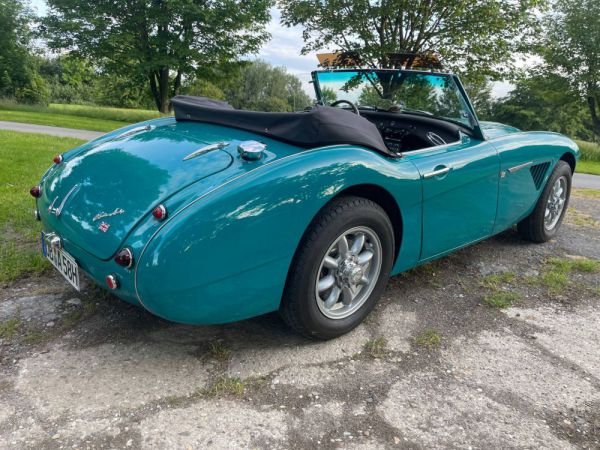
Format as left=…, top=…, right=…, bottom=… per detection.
left=28, top=1, right=512, bottom=98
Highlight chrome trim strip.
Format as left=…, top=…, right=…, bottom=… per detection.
left=117, top=124, right=155, bottom=139
left=507, top=161, right=533, bottom=174
left=183, top=141, right=230, bottom=161
left=48, top=184, right=79, bottom=217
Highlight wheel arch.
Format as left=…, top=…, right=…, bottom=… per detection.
left=331, top=184, right=403, bottom=264
left=559, top=151, right=576, bottom=173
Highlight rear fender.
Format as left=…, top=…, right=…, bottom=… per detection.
left=135, top=146, right=421, bottom=324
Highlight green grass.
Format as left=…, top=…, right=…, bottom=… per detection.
left=572, top=188, right=600, bottom=199
left=198, top=377, right=245, bottom=398
left=364, top=337, right=387, bottom=357
left=0, top=100, right=163, bottom=132
left=414, top=330, right=442, bottom=348
left=575, top=140, right=600, bottom=175
left=577, top=161, right=600, bottom=176
left=480, top=272, right=516, bottom=290
left=0, top=318, right=20, bottom=340
left=0, top=130, right=85, bottom=283
left=536, top=257, right=600, bottom=294
left=483, top=291, right=521, bottom=308
left=207, top=340, right=231, bottom=361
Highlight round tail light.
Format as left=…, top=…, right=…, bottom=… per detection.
left=114, top=248, right=133, bottom=268
left=106, top=274, right=119, bottom=290
left=30, top=185, right=41, bottom=198
left=53, top=154, right=63, bottom=164
left=152, top=204, right=167, bottom=221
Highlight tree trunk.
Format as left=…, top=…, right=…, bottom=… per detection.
left=587, top=95, right=600, bottom=141
left=158, top=67, right=170, bottom=114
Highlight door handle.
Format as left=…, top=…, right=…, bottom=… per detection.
left=423, top=166, right=451, bottom=179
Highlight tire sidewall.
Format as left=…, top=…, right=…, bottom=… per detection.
left=292, top=199, right=394, bottom=339
left=537, top=161, right=572, bottom=240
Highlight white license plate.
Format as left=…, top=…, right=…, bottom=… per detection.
left=42, top=233, right=80, bottom=291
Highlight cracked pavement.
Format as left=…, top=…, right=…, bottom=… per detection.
left=1, top=189, right=599, bottom=449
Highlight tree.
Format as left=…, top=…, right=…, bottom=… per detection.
left=0, top=0, right=48, bottom=103
left=491, top=73, right=594, bottom=141
left=223, top=60, right=312, bottom=111
left=279, top=0, right=544, bottom=78
left=540, top=0, right=600, bottom=140
left=43, top=0, right=273, bottom=113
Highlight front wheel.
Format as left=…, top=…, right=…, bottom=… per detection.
left=280, top=196, right=394, bottom=339
left=517, top=160, right=572, bottom=243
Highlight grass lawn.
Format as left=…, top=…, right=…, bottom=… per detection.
left=0, top=130, right=85, bottom=284
left=576, top=140, right=600, bottom=175
left=0, top=101, right=164, bottom=132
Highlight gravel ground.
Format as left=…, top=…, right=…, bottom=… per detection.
left=1, top=190, right=599, bottom=449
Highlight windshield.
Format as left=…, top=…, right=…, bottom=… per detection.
left=314, top=70, right=474, bottom=127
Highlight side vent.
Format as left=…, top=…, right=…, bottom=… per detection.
left=530, top=162, right=550, bottom=190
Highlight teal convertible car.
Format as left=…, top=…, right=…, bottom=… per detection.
left=31, top=69, right=579, bottom=339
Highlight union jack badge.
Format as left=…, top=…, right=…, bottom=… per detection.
left=98, top=222, right=110, bottom=232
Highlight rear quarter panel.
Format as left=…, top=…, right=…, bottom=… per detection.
left=134, top=146, right=421, bottom=324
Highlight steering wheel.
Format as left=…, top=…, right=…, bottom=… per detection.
left=330, top=99, right=360, bottom=115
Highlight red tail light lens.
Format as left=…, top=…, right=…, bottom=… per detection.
left=53, top=154, right=63, bottom=164
left=152, top=204, right=167, bottom=220
left=106, top=274, right=119, bottom=290
left=114, top=248, right=133, bottom=268
left=30, top=185, right=41, bottom=198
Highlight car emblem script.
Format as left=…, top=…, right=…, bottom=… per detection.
left=93, top=208, right=125, bottom=222
left=98, top=222, right=110, bottom=232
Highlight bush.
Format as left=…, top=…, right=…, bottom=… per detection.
left=576, top=140, right=600, bottom=162
left=15, top=74, right=49, bottom=105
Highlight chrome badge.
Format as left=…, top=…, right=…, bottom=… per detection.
left=93, top=208, right=125, bottom=222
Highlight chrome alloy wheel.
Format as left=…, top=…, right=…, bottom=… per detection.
left=315, top=226, right=383, bottom=319
left=544, top=176, right=567, bottom=231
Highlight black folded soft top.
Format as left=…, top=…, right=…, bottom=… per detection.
left=171, top=95, right=392, bottom=156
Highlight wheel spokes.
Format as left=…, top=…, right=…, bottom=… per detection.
left=338, top=235, right=349, bottom=256
left=357, top=250, right=373, bottom=265
left=341, top=286, right=356, bottom=305
left=351, top=233, right=365, bottom=254
left=318, top=274, right=335, bottom=292
left=324, top=286, right=341, bottom=309
left=323, top=256, right=339, bottom=270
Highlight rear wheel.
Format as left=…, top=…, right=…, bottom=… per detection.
left=280, top=196, right=394, bottom=340
left=517, top=160, right=571, bottom=243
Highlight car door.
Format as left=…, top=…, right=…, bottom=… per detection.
left=404, top=137, right=500, bottom=260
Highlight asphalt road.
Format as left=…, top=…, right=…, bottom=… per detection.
left=1, top=119, right=599, bottom=189
left=0, top=120, right=104, bottom=141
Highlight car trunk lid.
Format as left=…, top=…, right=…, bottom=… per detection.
left=39, top=120, right=233, bottom=260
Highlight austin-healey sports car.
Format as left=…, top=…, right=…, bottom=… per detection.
left=31, top=69, right=579, bottom=339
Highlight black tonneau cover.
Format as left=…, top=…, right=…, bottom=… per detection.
left=172, top=96, right=391, bottom=156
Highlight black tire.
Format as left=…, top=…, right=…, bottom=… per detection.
left=517, top=160, right=572, bottom=243
left=280, top=196, right=394, bottom=340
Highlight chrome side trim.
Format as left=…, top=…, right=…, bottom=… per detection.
left=48, top=184, right=79, bottom=217
left=183, top=141, right=230, bottom=161
left=507, top=161, right=533, bottom=174
left=117, top=124, right=155, bottom=139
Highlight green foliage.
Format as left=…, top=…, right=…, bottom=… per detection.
left=43, top=0, right=273, bottom=113
left=0, top=0, right=48, bottom=104
left=0, top=318, right=20, bottom=340
left=184, top=79, right=225, bottom=100
left=0, top=130, right=85, bottom=283
left=483, top=291, right=521, bottom=308
left=198, top=377, right=245, bottom=398
left=540, top=0, right=600, bottom=139
left=280, top=0, right=543, bottom=79
left=0, top=100, right=162, bottom=131
left=414, top=330, right=442, bottom=348
left=364, top=337, right=387, bottom=357
left=576, top=140, right=600, bottom=163
left=222, top=60, right=312, bottom=112
left=491, top=74, right=595, bottom=141
left=577, top=161, right=600, bottom=176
